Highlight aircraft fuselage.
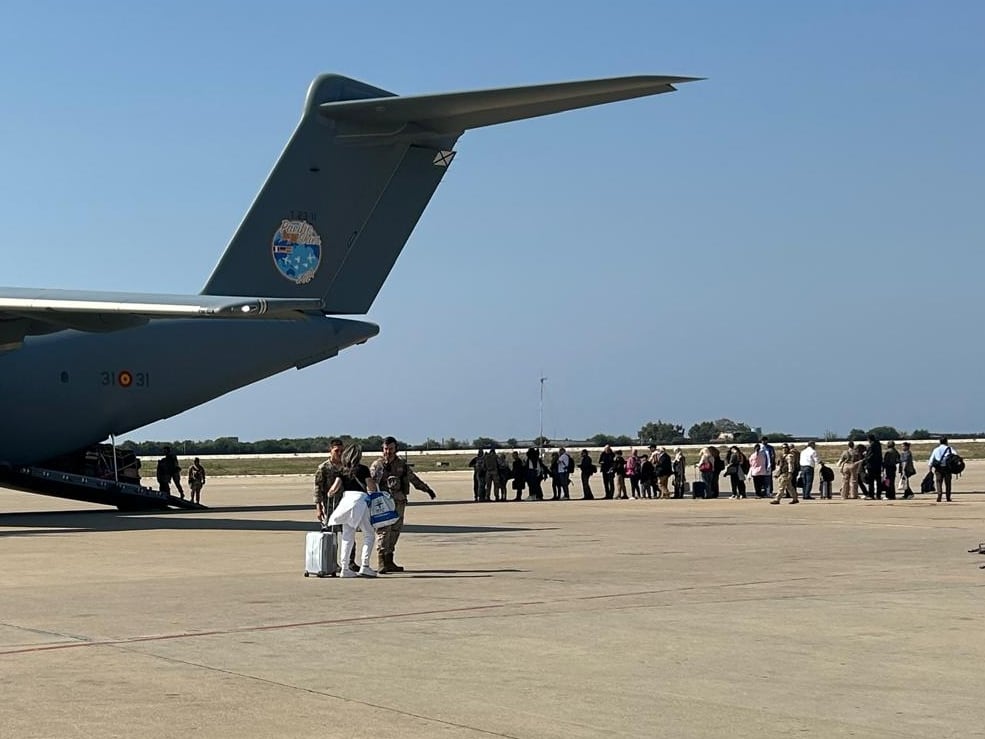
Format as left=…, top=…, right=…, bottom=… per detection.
left=0, top=315, right=377, bottom=465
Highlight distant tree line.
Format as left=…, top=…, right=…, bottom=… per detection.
left=120, top=435, right=409, bottom=456
left=119, top=424, right=948, bottom=457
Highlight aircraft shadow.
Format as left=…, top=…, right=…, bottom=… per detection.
left=0, top=510, right=545, bottom=537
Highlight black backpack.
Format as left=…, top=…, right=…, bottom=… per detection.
left=944, top=451, right=965, bottom=475
left=820, top=464, right=835, bottom=483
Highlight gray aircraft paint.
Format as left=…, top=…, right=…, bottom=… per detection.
left=200, top=75, right=453, bottom=312
left=0, top=73, right=696, bottom=474
left=0, top=316, right=377, bottom=465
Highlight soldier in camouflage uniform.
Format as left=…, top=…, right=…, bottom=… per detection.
left=770, top=443, right=799, bottom=504
left=313, top=438, right=345, bottom=524
left=370, top=436, right=437, bottom=573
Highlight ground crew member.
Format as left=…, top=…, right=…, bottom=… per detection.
left=313, top=438, right=345, bottom=523
left=314, top=438, right=358, bottom=574
left=187, top=457, right=206, bottom=504
left=159, top=446, right=184, bottom=497
left=770, top=443, right=798, bottom=504
left=468, top=450, right=485, bottom=501
left=370, top=436, right=436, bottom=573
left=482, top=449, right=500, bottom=501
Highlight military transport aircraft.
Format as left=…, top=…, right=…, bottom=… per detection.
left=0, top=73, right=697, bottom=508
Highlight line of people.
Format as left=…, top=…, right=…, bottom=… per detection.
left=466, top=435, right=963, bottom=505
left=468, top=445, right=687, bottom=501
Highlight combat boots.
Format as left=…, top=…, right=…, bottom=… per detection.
left=379, top=552, right=404, bottom=574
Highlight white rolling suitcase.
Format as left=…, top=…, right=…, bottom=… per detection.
left=304, top=528, right=338, bottom=577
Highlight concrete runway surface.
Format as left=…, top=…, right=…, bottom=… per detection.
left=2, top=465, right=984, bottom=738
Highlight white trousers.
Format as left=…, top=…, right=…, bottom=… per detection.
left=339, top=509, right=374, bottom=568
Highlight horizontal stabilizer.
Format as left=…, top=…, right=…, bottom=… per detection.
left=0, top=288, right=323, bottom=318
left=201, top=72, right=698, bottom=313
left=318, top=75, right=701, bottom=135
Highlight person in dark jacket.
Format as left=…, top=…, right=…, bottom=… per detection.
left=524, top=448, right=547, bottom=501
left=598, top=445, right=615, bottom=499
left=548, top=452, right=561, bottom=500
left=613, top=451, right=627, bottom=499
left=158, top=446, right=183, bottom=497
left=639, top=455, right=655, bottom=499
left=467, top=450, right=485, bottom=502
left=882, top=440, right=900, bottom=501
left=510, top=451, right=526, bottom=501
left=725, top=446, right=747, bottom=499
left=578, top=450, right=596, bottom=500
left=899, top=442, right=916, bottom=498
left=654, top=447, right=673, bottom=498
left=863, top=435, right=884, bottom=500
left=708, top=446, right=723, bottom=499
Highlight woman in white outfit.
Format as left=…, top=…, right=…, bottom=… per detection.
left=325, top=445, right=378, bottom=578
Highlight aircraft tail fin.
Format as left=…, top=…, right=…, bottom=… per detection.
left=202, top=74, right=697, bottom=314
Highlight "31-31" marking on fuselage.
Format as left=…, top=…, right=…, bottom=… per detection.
left=100, top=370, right=150, bottom=388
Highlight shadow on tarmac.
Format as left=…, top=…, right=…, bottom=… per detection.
left=0, top=509, right=548, bottom=538
left=391, top=568, right=528, bottom=579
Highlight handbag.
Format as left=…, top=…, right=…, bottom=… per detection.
left=367, top=491, right=399, bottom=529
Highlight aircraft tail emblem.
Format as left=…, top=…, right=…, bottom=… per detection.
left=271, top=219, right=321, bottom=285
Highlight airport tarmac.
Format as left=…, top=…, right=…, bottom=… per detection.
left=2, top=466, right=984, bottom=738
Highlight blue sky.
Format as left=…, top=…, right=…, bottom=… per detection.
left=1, top=1, right=983, bottom=443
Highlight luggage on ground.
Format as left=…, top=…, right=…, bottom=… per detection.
left=304, top=528, right=338, bottom=577
left=692, top=480, right=707, bottom=499
left=920, top=472, right=935, bottom=494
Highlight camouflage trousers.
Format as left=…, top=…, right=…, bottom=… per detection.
left=773, top=473, right=797, bottom=502
left=376, top=497, right=407, bottom=555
